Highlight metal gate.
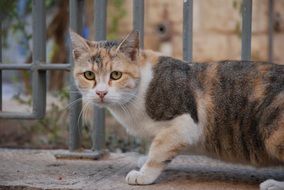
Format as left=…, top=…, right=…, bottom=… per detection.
left=0, top=0, right=275, bottom=155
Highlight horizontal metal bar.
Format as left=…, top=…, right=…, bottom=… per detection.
left=0, top=64, right=31, bottom=70
left=0, top=112, right=37, bottom=119
left=0, top=64, right=71, bottom=71
left=38, top=64, right=71, bottom=70
left=54, top=149, right=108, bottom=160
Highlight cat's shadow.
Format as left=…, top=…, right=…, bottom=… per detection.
left=156, top=155, right=284, bottom=184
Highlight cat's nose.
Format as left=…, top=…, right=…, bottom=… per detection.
left=96, top=90, right=108, bottom=99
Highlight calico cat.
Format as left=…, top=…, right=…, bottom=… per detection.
left=70, top=30, right=284, bottom=189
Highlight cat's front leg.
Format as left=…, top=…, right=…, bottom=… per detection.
left=126, top=122, right=194, bottom=185
left=126, top=126, right=188, bottom=185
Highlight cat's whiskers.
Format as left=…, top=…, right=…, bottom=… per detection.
left=121, top=100, right=143, bottom=128
left=82, top=101, right=93, bottom=124
left=121, top=92, right=139, bottom=98
left=77, top=99, right=92, bottom=127
left=118, top=103, right=137, bottom=127
left=106, top=94, right=140, bottom=110
left=76, top=103, right=84, bottom=128
left=60, top=97, right=83, bottom=112
left=125, top=96, right=142, bottom=110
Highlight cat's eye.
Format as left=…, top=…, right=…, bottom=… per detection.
left=83, top=71, right=96, bottom=80
left=110, top=71, right=122, bottom=80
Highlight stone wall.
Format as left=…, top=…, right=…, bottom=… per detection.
left=116, top=0, right=284, bottom=64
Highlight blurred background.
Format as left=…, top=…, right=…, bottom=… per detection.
left=0, top=0, right=283, bottom=152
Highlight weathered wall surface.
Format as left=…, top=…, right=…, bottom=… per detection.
left=116, top=0, right=284, bottom=63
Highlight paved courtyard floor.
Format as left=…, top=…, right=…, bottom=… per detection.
left=0, top=149, right=283, bottom=190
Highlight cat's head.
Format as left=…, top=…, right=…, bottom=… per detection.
left=70, top=30, right=140, bottom=108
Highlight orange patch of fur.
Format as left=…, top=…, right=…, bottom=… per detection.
left=151, top=127, right=187, bottom=157
left=249, top=76, right=267, bottom=102
left=139, top=50, right=160, bottom=66
left=265, top=122, right=284, bottom=162
left=168, top=143, right=187, bottom=155
left=146, top=160, right=162, bottom=168
left=203, top=63, right=219, bottom=114
left=263, top=92, right=284, bottom=165
left=77, top=75, right=95, bottom=89
left=198, top=63, right=218, bottom=139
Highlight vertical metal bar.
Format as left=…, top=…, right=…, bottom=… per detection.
left=93, top=0, right=107, bottom=151
left=0, top=21, right=2, bottom=111
left=69, top=0, right=84, bottom=151
left=133, top=0, right=144, bottom=48
left=268, top=0, right=274, bottom=62
left=183, top=0, right=193, bottom=62
left=32, top=0, right=46, bottom=118
left=241, top=0, right=252, bottom=60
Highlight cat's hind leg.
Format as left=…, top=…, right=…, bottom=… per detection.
left=264, top=112, right=284, bottom=163
left=126, top=114, right=201, bottom=185
left=263, top=93, right=284, bottom=163
left=260, top=112, right=284, bottom=190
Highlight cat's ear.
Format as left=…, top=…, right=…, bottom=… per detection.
left=69, top=29, right=90, bottom=60
left=116, top=31, right=139, bottom=61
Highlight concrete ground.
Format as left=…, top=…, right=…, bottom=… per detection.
left=0, top=149, right=283, bottom=190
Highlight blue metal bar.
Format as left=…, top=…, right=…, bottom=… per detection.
left=32, top=0, right=46, bottom=119
left=69, top=0, right=84, bottom=151
left=241, top=0, right=252, bottom=60
left=92, top=0, right=107, bottom=151
left=183, top=0, right=193, bottom=62
left=133, top=0, right=144, bottom=48
left=268, top=0, right=274, bottom=62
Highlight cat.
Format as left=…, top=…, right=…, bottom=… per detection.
left=70, top=30, right=284, bottom=189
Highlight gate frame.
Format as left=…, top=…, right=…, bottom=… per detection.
left=0, top=0, right=276, bottom=155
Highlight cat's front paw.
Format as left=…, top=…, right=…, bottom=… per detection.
left=260, top=179, right=284, bottom=190
left=125, top=170, right=156, bottom=185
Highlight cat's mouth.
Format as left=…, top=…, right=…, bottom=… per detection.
left=94, top=98, right=116, bottom=107
left=99, top=97, right=105, bottom=103
left=92, top=93, right=135, bottom=107
left=95, top=99, right=107, bottom=105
